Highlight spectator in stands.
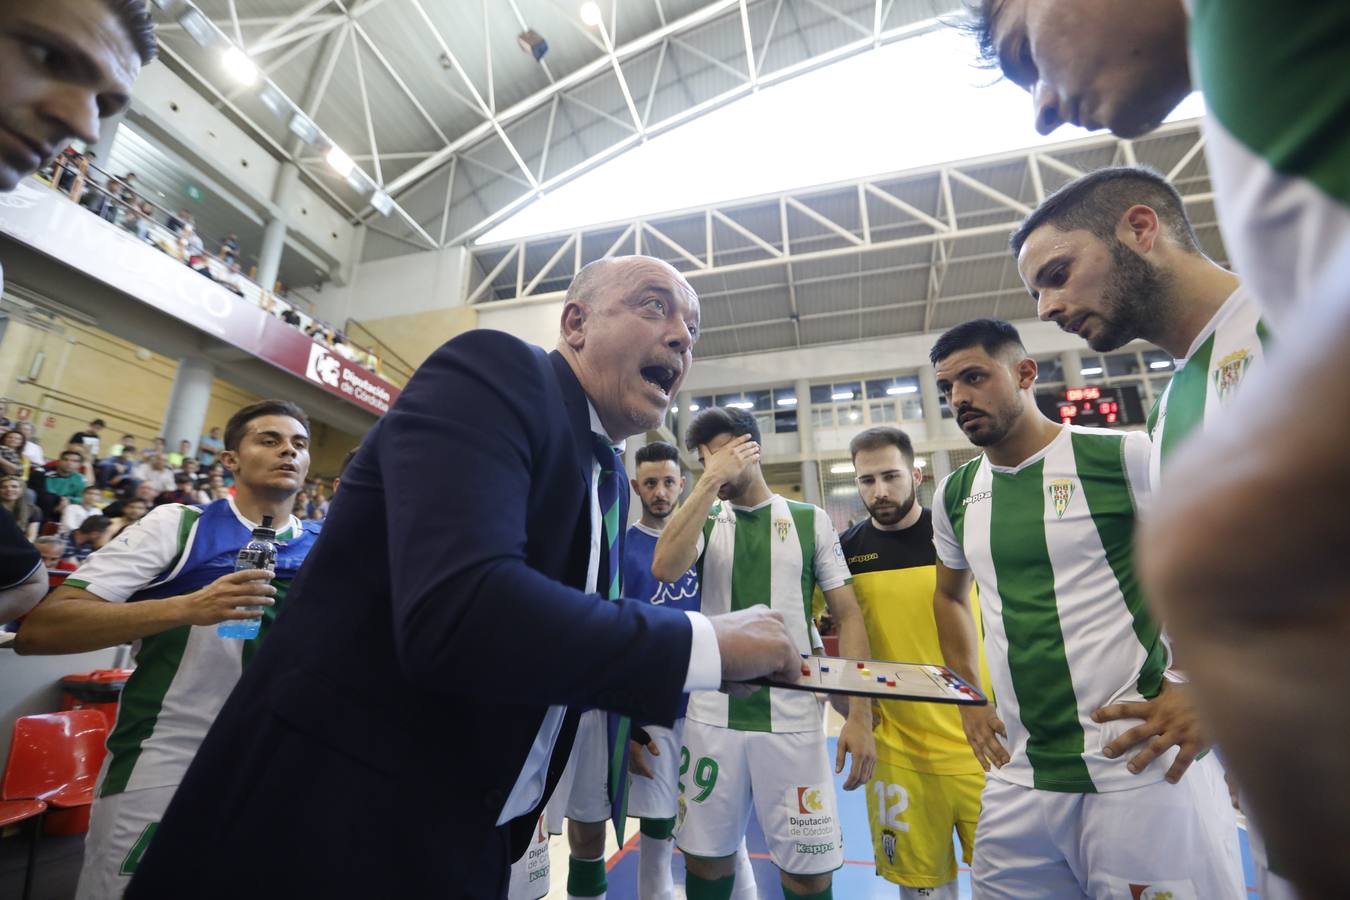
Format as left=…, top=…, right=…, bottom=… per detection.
left=292, top=490, right=313, bottom=521
left=61, top=485, right=104, bottom=533
left=35, top=536, right=77, bottom=588
left=156, top=472, right=197, bottom=506
left=0, top=428, right=27, bottom=478
left=109, top=433, right=135, bottom=456
left=113, top=173, right=138, bottom=223
left=1, top=476, right=40, bottom=540
left=61, top=516, right=112, bottom=566
left=133, top=481, right=160, bottom=507
left=332, top=335, right=356, bottom=361
left=181, top=224, right=212, bottom=278
left=106, top=496, right=148, bottom=540
left=0, top=400, right=11, bottom=429
left=181, top=456, right=202, bottom=483
left=17, top=421, right=45, bottom=469
left=167, top=438, right=192, bottom=468
left=126, top=199, right=153, bottom=241
left=198, top=427, right=223, bottom=466
left=98, top=445, right=138, bottom=496
left=280, top=307, right=302, bottom=327
left=69, top=418, right=105, bottom=460
left=134, top=453, right=175, bottom=496
left=219, top=233, right=240, bottom=264
left=220, top=261, right=246, bottom=296
left=166, top=208, right=189, bottom=235
left=143, top=436, right=167, bottom=460
left=31, top=449, right=88, bottom=518
left=205, top=470, right=230, bottom=501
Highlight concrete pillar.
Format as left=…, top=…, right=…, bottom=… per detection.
left=1061, top=348, right=1085, bottom=388
left=257, top=163, right=300, bottom=293
left=919, top=367, right=952, bottom=483
left=794, top=378, right=822, bottom=507
left=162, top=356, right=215, bottom=455
left=89, top=109, right=126, bottom=166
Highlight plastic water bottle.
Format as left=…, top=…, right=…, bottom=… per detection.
left=217, top=515, right=278, bottom=640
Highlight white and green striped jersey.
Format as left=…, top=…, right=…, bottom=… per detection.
left=1189, top=0, right=1350, bottom=331
left=932, top=426, right=1170, bottom=794
left=1145, top=287, right=1271, bottom=485
left=66, top=500, right=303, bottom=798
left=686, top=494, right=852, bottom=733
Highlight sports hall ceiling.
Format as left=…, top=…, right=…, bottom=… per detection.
left=151, top=0, right=962, bottom=260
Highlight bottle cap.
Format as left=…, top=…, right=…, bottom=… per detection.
left=253, top=514, right=277, bottom=540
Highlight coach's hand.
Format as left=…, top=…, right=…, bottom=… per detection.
left=836, top=717, right=876, bottom=790
left=699, top=434, right=760, bottom=491
left=1094, top=679, right=1206, bottom=783
left=712, top=606, right=802, bottom=691
left=960, top=704, right=1009, bottom=771
left=175, top=569, right=276, bottom=626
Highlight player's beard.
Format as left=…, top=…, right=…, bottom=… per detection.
left=643, top=499, right=673, bottom=520
left=1086, top=240, right=1173, bottom=352
left=867, top=484, right=916, bottom=527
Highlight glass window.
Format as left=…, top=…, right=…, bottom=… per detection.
left=868, top=401, right=898, bottom=424
left=1036, top=357, right=1065, bottom=384
left=810, top=407, right=834, bottom=430
left=1079, top=354, right=1105, bottom=382
left=839, top=404, right=863, bottom=425
left=831, top=381, right=862, bottom=403
left=1105, top=351, right=1141, bottom=377
left=809, top=383, right=835, bottom=405
left=774, top=410, right=798, bottom=433
left=772, top=387, right=798, bottom=409
left=745, top=389, right=772, bottom=412
left=938, top=395, right=954, bottom=418
left=690, top=395, right=712, bottom=413
left=1142, top=349, right=1174, bottom=374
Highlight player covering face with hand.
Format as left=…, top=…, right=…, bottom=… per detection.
left=652, top=407, right=875, bottom=900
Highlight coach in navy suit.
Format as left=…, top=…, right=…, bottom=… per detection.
left=128, top=256, right=800, bottom=898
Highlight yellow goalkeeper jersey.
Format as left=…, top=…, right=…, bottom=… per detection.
left=840, top=509, right=990, bottom=775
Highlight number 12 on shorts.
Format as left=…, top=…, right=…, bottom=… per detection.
left=871, top=781, right=910, bottom=832
left=679, top=746, right=719, bottom=802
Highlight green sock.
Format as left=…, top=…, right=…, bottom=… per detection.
left=566, top=855, right=607, bottom=897
left=782, top=884, right=832, bottom=900
left=685, top=870, right=736, bottom=900
left=639, top=816, right=676, bottom=840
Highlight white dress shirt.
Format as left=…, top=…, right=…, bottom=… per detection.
left=496, top=401, right=721, bottom=825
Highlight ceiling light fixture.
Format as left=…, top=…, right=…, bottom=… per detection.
left=221, top=46, right=258, bottom=85
left=886, top=385, right=918, bottom=395
left=326, top=146, right=355, bottom=178
left=579, top=2, right=603, bottom=27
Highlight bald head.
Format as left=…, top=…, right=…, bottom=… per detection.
left=557, top=255, right=700, bottom=440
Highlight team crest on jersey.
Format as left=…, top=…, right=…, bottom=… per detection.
left=1211, top=348, right=1253, bottom=403
left=880, top=828, right=897, bottom=865
left=1048, top=479, right=1075, bottom=519
left=774, top=518, right=792, bottom=542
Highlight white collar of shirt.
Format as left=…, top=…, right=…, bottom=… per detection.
left=585, top=400, right=626, bottom=452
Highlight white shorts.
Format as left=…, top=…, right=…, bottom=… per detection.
left=675, top=719, right=843, bottom=876
left=627, top=719, right=685, bottom=820
left=971, top=754, right=1246, bottom=900
left=545, top=708, right=611, bottom=831
left=75, top=785, right=176, bottom=900
left=506, top=813, right=551, bottom=900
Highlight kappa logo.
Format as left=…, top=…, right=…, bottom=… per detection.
left=797, top=786, right=824, bottom=815
left=880, top=827, right=897, bottom=866
left=1048, top=479, right=1075, bottom=519
left=1131, top=887, right=1173, bottom=900
left=1114, top=877, right=1197, bottom=900
left=305, top=343, right=342, bottom=388
left=1212, top=348, right=1253, bottom=403
left=962, top=490, right=992, bottom=507
left=774, top=517, right=792, bottom=542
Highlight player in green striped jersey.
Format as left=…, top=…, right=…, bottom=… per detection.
left=963, top=2, right=1348, bottom=892
left=653, top=406, right=874, bottom=900
left=1009, top=165, right=1268, bottom=485
left=928, top=318, right=1244, bottom=898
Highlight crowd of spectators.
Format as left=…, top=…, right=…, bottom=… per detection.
left=0, top=410, right=334, bottom=578
left=42, top=149, right=388, bottom=379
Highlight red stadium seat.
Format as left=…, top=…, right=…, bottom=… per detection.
left=0, top=799, right=47, bottom=900
left=2, top=710, right=109, bottom=835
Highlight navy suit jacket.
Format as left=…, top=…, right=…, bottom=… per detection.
left=128, top=331, right=694, bottom=899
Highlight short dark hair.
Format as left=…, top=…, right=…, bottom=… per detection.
left=1010, top=166, right=1201, bottom=258
left=957, top=0, right=1000, bottom=71
left=223, top=400, right=310, bottom=451
left=636, top=441, right=680, bottom=467
left=103, top=0, right=158, bottom=65
left=61, top=449, right=85, bottom=461
left=849, top=427, right=915, bottom=465
left=121, top=445, right=136, bottom=455
left=685, top=406, right=760, bottom=453
left=90, top=418, right=106, bottom=427
left=930, top=318, right=1027, bottom=366
left=77, top=515, right=112, bottom=536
